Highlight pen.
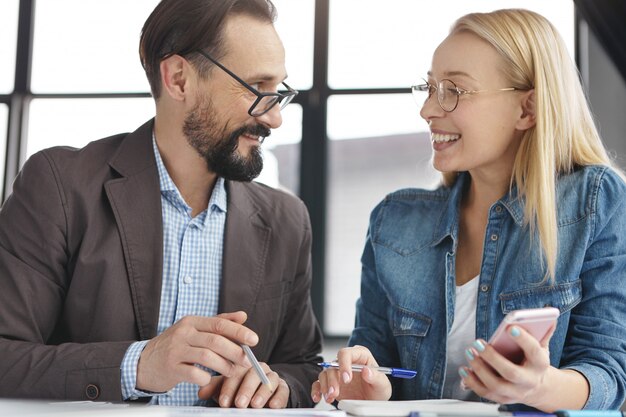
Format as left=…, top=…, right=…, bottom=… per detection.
left=241, top=344, right=273, bottom=390
left=317, top=362, right=417, bottom=379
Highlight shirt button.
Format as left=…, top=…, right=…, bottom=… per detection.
left=183, top=276, right=193, bottom=284
left=480, top=284, right=490, bottom=292
left=85, top=383, right=100, bottom=400
left=490, top=234, right=498, bottom=241
left=495, top=205, right=503, bottom=213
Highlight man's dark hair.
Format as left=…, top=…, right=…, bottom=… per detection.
left=140, top=0, right=277, bottom=99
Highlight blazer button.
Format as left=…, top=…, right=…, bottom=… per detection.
left=85, top=383, right=100, bottom=400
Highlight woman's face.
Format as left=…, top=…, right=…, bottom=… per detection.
left=420, top=31, right=528, bottom=180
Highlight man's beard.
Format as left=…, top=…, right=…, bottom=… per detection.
left=182, top=93, right=270, bottom=182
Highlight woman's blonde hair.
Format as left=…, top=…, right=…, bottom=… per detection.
left=442, top=9, right=623, bottom=282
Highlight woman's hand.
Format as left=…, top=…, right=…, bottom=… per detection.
left=311, top=345, right=392, bottom=404
left=459, top=323, right=586, bottom=412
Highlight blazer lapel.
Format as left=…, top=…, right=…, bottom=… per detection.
left=104, top=120, right=163, bottom=340
left=220, top=181, right=271, bottom=315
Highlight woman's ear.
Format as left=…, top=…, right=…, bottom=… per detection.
left=516, top=89, right=536, bottom=131
left=159, top=55, right=189, bottom=101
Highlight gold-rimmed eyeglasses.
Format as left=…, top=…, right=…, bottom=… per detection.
left=411, top=78, right=522, bottom=112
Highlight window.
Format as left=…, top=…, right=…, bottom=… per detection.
left=258, top=0, right=315, bottom=192
left=27, top=98, right=154, bottom=157
left=0, top=0, right=19, bottom=94
left=31, top=0, right=158, bottom=93
left=258, top=104, right=302, bottom=193
left=273, top=0, right=315, bottom=90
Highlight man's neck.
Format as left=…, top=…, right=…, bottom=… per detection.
left=154, top=123, right=217, bottom=217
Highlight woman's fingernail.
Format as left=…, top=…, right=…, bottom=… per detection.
left=312, top=392, right=320, bottom=402
left=511, top=326, right=521, bottom=337
left=473, top=340, right=485, bottom=352
left=465, top=348, right=474, bottom=361
left=342, top=372, right=350, bottom=383
left=327, top=386, right=334, bottom=397
left=459, top=367, right=469, bottom=378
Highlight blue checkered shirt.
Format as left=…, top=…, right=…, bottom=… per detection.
left=120, top=137, right=227, bottom=405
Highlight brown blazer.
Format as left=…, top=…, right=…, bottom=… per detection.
left=0, top=120, right=322, bottom=406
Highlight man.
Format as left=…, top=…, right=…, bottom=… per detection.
left=0, top=0, right=322, bottom=408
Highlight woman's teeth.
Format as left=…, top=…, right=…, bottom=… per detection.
left=431, top=133, right=461, bottom=143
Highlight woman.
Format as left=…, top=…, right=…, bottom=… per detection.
left=312, top=9, right=626, bottom=411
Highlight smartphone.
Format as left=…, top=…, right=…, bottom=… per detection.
left=488, top=307, right=560, bottom=364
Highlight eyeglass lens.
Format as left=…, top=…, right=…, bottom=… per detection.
left=411, top=79, right=459, bottom=112
left=251, top=93, right=294, bottom=117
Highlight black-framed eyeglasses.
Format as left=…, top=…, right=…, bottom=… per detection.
left=195, top=50, right=298, bottom=117
left=411, top=78, right=521, bottom=112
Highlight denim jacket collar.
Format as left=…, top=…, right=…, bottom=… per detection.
left=433, top=172, right=526, bottom=247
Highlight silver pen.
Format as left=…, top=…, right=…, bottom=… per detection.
left=241, top=344, right=273, bottom=390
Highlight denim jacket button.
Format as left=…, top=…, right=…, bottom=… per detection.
left=490, top=234, right=498, bottom=241
left=480, top=284, right=490, bottom=292
left=495, top=205, right=503, bottom=213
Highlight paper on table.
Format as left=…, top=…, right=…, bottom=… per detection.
left=158, top=406, right=346, bottom=417
left=337, top=399, right=501, bottom=417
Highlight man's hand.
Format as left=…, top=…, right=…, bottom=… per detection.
left=136, top=311, right=257, bottom=393
left=198, top=362, right=290, bottom=408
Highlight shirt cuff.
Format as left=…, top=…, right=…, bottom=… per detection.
left=120, top=340, right=159, bottom=400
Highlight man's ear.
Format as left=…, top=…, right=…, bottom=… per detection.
left=159, top=55, right=190, bottom=101
left=516, top=89, right=536, bottom=131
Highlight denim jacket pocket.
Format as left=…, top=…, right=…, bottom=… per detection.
left=499, top=279, right=582, bottom=314
left=389, top=304, right=432, bottom=369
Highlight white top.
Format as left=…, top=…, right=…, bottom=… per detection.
left=442, top=275, right=480, bottom=400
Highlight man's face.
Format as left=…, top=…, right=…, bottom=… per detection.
left=184, top=14, right=287, bottom=182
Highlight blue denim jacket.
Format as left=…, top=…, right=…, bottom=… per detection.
left=349, top=166, right=626, bottom=409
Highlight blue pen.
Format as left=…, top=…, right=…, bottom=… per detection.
left=318, top=362, right=417, bottom=379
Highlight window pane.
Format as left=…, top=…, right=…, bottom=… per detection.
left=273, top=0, right=314, bottom=90
left=326, top=94, right=439, bottom=335
left=0, top=104, right=8, bottom=198
left=328, top=0, right=575, bottom=89
left=260, top=104, right=302, bottom=194
left=26, top=98, right=155, bottom=158
left=31, top=0, right=159, bottom=93
left=0, top=0, right=19, bottom=94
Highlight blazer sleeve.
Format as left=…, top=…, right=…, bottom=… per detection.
left=0, top=151, right=132, bottom=401
left=267, top=200, right=323, bottom=408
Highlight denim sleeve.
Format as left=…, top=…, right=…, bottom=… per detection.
left=348, top=202, right=401, bottom=393
left=120, top=340, right=156, bottom=400
left=561, top=169, right=626, bottom=410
